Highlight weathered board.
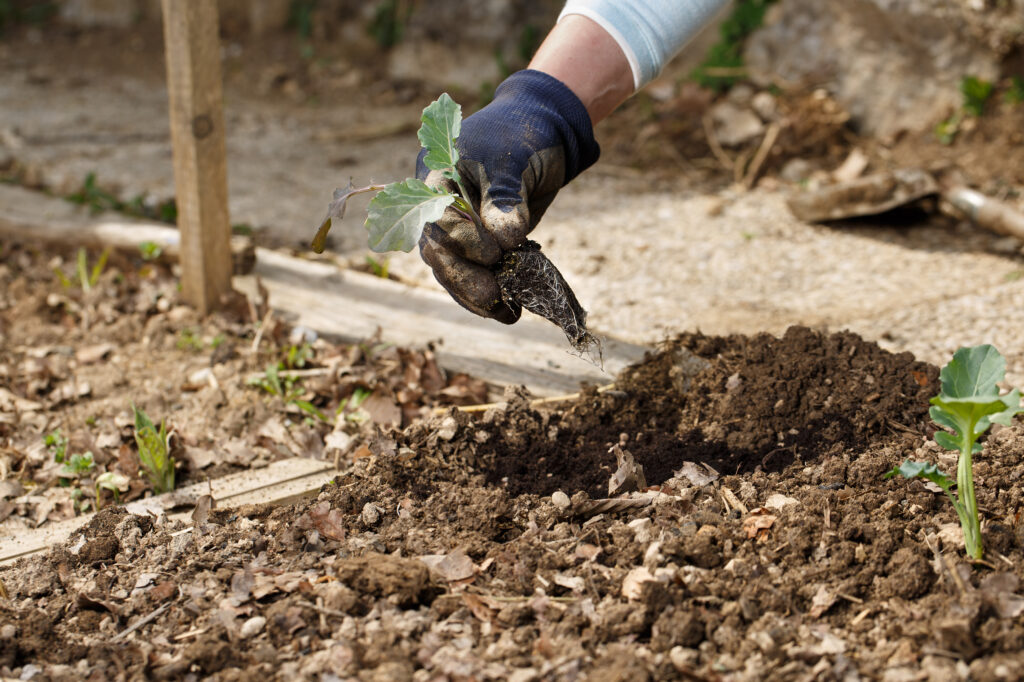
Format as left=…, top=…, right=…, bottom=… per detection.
left=236, top=248, right=649, bottom=396
left=0, top=458, right=333, bottom=566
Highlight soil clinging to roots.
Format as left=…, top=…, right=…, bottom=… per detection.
left=495, top=240, right=599, bottom=355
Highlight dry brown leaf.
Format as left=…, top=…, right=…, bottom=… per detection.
left=419, top=548, right=475, bottom=583
left=150, top=580, right=177, bottom=602
left=743, top=509, right=777, bottom=541
left=183, top=446, right=217, bottom=470
left=361, top=386, right=402, bottom=426
left=296, top=501, right=346, bottom=541
left=764, top=493, right=799, bottom=511
left=673, top=461, right=718, bottom=487
left=462, top=593, right=497, bottom=622
left=192, top=494, right=214, bottom=526
left=231, top=566, right=255, bottom=604
left=75, top=343, right=114, bottom=365
left=608, top=444, right=646, bottom=496
left=0, top=387, right=42, bottom=412
left=552, top=572, right=585, bottom=592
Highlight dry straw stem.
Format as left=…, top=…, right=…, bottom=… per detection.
left=434, top=383, right=617, bottom=415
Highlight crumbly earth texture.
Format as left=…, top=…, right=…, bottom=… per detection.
left=3, top=325, right=1023, bottom=680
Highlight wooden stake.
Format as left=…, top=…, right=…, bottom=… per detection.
left=161, top=0, right=233, bottom=314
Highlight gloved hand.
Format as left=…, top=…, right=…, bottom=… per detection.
left=417, top=69, right=600, bottom=323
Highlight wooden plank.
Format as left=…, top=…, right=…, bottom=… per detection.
left=237, top=248, right=650, bottom=396
left=0, top=457, right=333, bottom=566
left=0, top=185, right=649, bottom=395
left=0, top=184, right=255, bottom=274
left=161, top=0, right=233, bottom=314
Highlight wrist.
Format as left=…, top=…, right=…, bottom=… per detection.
left=528, top=14, right=634, bottom=125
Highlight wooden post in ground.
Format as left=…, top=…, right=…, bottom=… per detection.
left=161, top=0, right=233, bottom=314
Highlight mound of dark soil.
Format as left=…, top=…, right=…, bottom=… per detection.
left=474, top=325, right=938, bottom=498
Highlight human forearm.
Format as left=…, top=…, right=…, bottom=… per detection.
left=532, top=0, right=730, bottom=125
left=528, top=14, right=634, bottom=125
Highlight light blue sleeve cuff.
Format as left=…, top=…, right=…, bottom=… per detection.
left=559, top=0, right=729, bottom=89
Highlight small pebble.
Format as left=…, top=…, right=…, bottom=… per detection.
left=240, top=616, right=266, bottom=639
left=551, top=491, right=571, bottom=510
left=361, top=502, right=382, bottom=526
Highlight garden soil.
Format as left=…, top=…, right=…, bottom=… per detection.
left=4, top=305, right=1024, bottom=680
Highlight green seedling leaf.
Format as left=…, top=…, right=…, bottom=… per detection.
left=312, top=183, right=387, bottom=254
left=89, top=248, right=109, bottom=287
left=139, top=241, right=163, bottom=261
left=292, top=399, right=329, bottom=423
left=45, top=430, right=68, bottom=464
left=132, top=403, right=175, bottom=493
left=77, top=248, right=90, bottom=292
left=366, top=179, right=455, bottom=253
left=885, top=460, right=954, bottom=492
left=889, top=344, right=1023, bottom=561
left=418, top=93, right=462, bottom=179
left=961, top=75, right=993, bottom=117
left=938, top=344, right=1003, bottom=399
left=95, top=471, right=130, bottom=509
left=59, top=452, right=95, bottom=478
left=930, top=345, right=1024, bottom=449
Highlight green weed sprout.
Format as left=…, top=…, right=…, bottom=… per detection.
left=44, top=429, right=68, bottom=464
left=132, top=404, right=175, bottom=493
left=886, top=345, right=1022, bottom=560
left=53, top=247, right=109, bottom=293
left=960, top=76, right=993, bottom=117
left=139, top=241, right=163, bottom=261
left=248, top=362, right=330, bottom=423
left=59, top=452, right=95, bottom=479
left=95, top=471, right=130, bottom=510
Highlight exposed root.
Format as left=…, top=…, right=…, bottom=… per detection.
left=495, top=240, right=601, bottom=360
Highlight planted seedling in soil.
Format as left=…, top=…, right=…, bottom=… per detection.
left=886, top=345, right=1023, bottom=560
left=311, top=94, right=598, bottom=354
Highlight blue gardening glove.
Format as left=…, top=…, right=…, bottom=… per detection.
left=417, top=69, right=600, bottom=324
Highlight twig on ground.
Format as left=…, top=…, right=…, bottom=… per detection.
left=250, top=309, right=273, bottom=355
left=173, top=627, right=208, bottom=641
left=943, top=553, right=970, bottom=597
left=721, top=486, right=748, bottom=515
left=702, top=114, right=734, bottom=172
left=850, top=608, right=872, bottom=626
left=113, top=602, right=170, bottom=641
left=435, top=383, right=617, bottom=415
left=244, top=367, right=333, bottom=384
left=743, top=122, right=782, bottom=188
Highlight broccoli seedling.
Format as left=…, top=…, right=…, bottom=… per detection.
left=886, top=345, right=1022, bottom=560
left=311, top=94, right=597, bottom=352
